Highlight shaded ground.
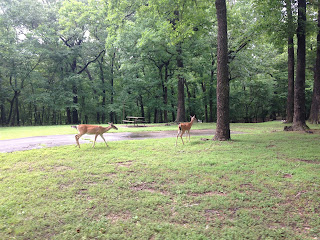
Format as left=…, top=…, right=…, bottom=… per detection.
left=0, top=129, right=243, bottom=153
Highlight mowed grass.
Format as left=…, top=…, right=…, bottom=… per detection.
left=0, top=121, right=296, bottom=140
left=0, top=122, right=320, bottom=239
left=0, top=122, right=221, bottom=141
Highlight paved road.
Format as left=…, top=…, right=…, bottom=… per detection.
left=0, top=129, right=218, bottom=153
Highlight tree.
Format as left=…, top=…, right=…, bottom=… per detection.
left=214, top=0, right=230, bottom=141
left=291, top=0, right=309, bottom=131
left=285, top=0, right=295, bottom=123
left=309, top=1, right=320, bottom=124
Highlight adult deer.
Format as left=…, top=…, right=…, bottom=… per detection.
left=176, top=115, right=196, bottom=146
left=71, top=123, right=118, bottom=148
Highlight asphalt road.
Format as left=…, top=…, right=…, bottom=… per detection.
left=0, top=129, right=218, bottom=153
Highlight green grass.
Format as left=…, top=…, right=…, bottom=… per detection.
left=0, top=122, right=320, bottom=239
left=0, top=123, right=203, bottom=140
left=0, top=121, right=307, bottom=140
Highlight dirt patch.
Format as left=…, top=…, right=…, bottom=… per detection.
left=130, top=182, right=170, bottom=196
left=115, top=161, right=133, bottom=167
left=106, top=211, right=132, bottom=223
left=189, top=191, right=227, bottom=197
left=295, top=159, right=320, bottom=164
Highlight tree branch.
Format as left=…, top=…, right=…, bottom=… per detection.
left=77, top=49, right=105, bottom=74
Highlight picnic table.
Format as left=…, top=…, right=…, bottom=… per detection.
left=122, top=116, right=145, bottom=126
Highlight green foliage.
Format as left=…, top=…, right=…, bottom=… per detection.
left=0, top=0, right=319, bottom=126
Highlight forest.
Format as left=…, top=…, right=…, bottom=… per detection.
left=0, top=0, right=320, bottom=126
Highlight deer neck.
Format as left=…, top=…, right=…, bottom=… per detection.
left=105, top=125, right=113, bottom=131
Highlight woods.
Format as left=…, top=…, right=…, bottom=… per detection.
left=1, top=0, right=320, bottom=127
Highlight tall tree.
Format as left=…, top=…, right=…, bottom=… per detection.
left=309, top=1, right=320, bottom=124
left=285, top=0, right=295, bottom=123
left=214, top=0, right=230, bottom=140
left=292, top=0, right=309, bottom=130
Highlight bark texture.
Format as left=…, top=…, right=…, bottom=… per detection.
left=309, top=5, right=320, bottom=124
left=285, top=0, right=294, bottom=123
left=292, top=0, right=309, bottom=131
left=214, top=0, right=230, bottom=141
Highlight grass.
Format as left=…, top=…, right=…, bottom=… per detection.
left=0, top=123, right=196, bottom=140
left=0, top=121, right=299, bottom=140
left=0, top=122, right=320, bottom=239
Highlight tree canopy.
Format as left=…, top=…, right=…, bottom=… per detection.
left=0, top=0, right=319, bottom=126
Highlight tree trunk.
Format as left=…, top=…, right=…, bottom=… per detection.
left=309, top=5, right=320, bottom=124
left=201, top=81, right=208, bottom=122
left=171, top=87, right=176, bottom=121
left=97, top=58, right=105, bottom=123
left=285, top=0, right=294, bottom=123
left=72, top=84, right=79, bottom=124
left=185, top=81, right=192, bottom=116
left=67, top=107, right=72, bottom=124
left=139, top=95, right=145, bottom=118
left=214, top=0, right=230, bottom=141
left=15, top=91, right=20, bottom=126
left=0, top=104, right=5, bottom=126
left=109, top=51, right=116, bottom=123
left=162, top=63, right=169, bottom=123
left=0, top=77, right=6, bottom=125
left=7, top=94, right=15, bottom=125
left=292, top=0, right=309, bottom=131
left=175, top=44, right=186, bottom=122
left=209, top=59, right=215, bottom=122
left=71, top=58, right=79, bottom=124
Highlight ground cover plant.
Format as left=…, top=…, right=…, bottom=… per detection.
left=0, top=122, right=319, bottom=239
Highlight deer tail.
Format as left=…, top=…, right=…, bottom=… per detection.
left=71, top=125, right=78, bottom=129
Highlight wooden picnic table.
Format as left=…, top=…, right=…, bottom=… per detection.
left=122, top=116, right=145, bottom=126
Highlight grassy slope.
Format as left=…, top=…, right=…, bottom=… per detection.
left=0, top=122, right=319, bottom=239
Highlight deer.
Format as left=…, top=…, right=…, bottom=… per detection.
left=176, top=115, right=196, bottom=146
left=71, top=123, right=118, bottom=148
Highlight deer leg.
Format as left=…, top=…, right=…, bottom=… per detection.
left=185, top=130, right=189, bottom=142
left=176, top=130, right=182, bottom=146
left=100, top=134, right=108, bottom=147
left=92, top=134, right=99, bottom=148
left=180, top=131, right=185, bottom=145
left=75, top=134, right=81, bottom=148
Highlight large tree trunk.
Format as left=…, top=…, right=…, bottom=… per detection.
left=285, top=0, right=294, bottom=123
left=309, top=5, right=320, bottom=124
left=214, top=0, right=230, bottom=141
left=291, top=0, right=309, bottom=131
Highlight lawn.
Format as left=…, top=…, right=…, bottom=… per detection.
left=0, top=122, right=319, bottom=239
left=0, top=121, right=295, bottom=140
